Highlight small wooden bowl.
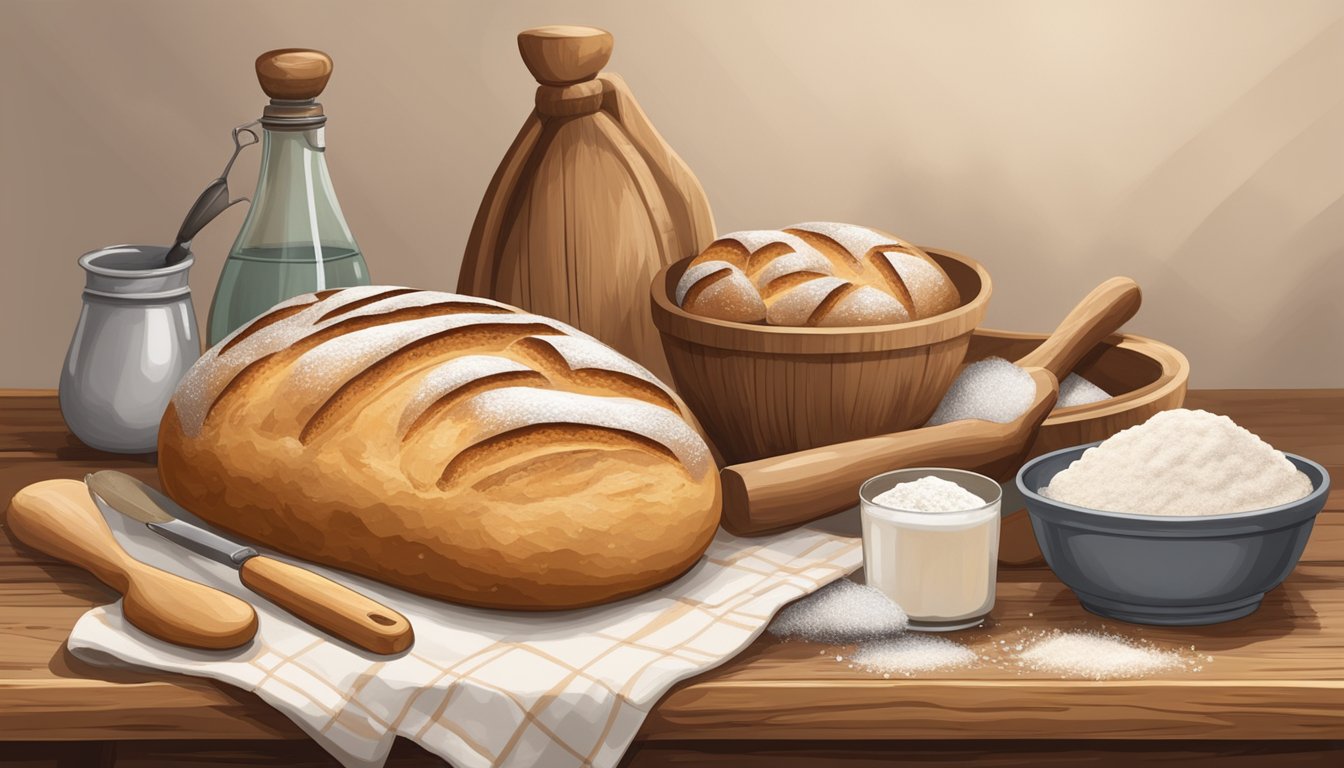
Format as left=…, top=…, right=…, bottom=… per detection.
left=651, top=247, right=992, bottom=464
left=968, top=329, right=1191, bottom=564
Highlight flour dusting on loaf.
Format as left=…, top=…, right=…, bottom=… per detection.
left=174, top=287, right=517, bottom=436
left=525, top=334, right=665, bottom=390
left=754, top=248, right=833, bottom=291
left=459, top=389, right=711, bottom=480
left=397, top=354, right=532, bottom=436
left=674, top=221, right=960, bottom=327
left=159, top=287, right=721, bottom=611
left=789, top=221, right=895, bottom=262
left=765, top=276, right=847, bottom=326
left=721, top=229, right=821, bottom=259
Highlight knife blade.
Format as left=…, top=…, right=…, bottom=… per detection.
left=86, top=470, right=414, bottom=655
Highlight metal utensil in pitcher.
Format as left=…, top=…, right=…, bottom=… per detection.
left=163, top=122, right=259, bottom=266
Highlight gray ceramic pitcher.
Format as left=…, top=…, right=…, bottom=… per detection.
left=59, top=245, right=201, bottom=453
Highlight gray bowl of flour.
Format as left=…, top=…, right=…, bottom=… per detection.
left=1017, top=443, right=1330, bottom=626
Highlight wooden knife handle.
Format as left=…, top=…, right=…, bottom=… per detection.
left=239, top=556, right=413, bottom=655
left=1015, top=276, right=1142, bottom=379
left=5, top=479, right=257, bottom=650
left=720, top=368, right=1058, bottom=535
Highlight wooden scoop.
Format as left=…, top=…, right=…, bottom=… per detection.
left=1016, top=276, right=1141, bottom=381
left=5, top=479, right=258, bottom=650
left=719, top=277, right=1142, bottom=535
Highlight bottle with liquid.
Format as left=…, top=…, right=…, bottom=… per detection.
left=207, top=48, right=369, bottom=346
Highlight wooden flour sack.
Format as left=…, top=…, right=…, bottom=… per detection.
left=459, top=25, right=716, bottom=383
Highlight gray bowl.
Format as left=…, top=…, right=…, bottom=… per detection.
left=1016, top=443, right=1330, bottom=626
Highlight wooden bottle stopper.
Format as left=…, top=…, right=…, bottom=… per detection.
left=517, top=26, right=613, bottom=86
left=255, top=48, right=333, bottom=100
left=519, top=26, right=612, bottom=116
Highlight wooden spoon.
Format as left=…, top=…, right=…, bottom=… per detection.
left=5, top=479, right=258, bottom=650
left=719, top=276, right=1142, bottom=535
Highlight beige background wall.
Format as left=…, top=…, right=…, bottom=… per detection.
left=2, top=0, right=1340, bottom=389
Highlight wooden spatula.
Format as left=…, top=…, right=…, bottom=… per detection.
left=86, top=471, right=414, bottom=656
left=719, top=277, right=1142, bottom=535
left=5, top=479, right=258, bottom=649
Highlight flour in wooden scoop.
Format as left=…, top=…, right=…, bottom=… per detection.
left=926, top=357, right=1036, bottom=426
left=1058, top=373, right=1110, bottom=407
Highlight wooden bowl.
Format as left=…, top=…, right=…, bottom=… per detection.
left=651, top=247, right=992, bottom=464
left=967, top=329, right=1191, bottom=565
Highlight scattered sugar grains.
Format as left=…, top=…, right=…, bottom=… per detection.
left=1042, top=409, right=1313, bottom=516
left=1017, top=630, right=1183, bottom=680
left=1058, top=373, right=1110, bottom=408
left=872, top=475, right=985, bottom=512
left=926, top=357, right=1035, bottom=426
left=768, top=579, right=909, bottom=644
left=850, top=635, right=979, bottom=676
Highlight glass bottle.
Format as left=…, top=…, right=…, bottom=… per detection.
left=207, top=48, right=369, bottom=346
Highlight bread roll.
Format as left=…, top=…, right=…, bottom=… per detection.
left=674, top=222, right=960, bottom=326
left=158, top=287, right=721, bottom=610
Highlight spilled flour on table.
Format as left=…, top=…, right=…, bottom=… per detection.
left=771, top=584, right=1212, bottom=680
left=771, top=583, right=1213, bottom=681
left=849, top=635, right=981, bottom=677
left=988, top=627, right=1212, bottom=680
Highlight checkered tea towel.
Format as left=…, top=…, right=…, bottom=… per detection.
left=66, top=505, right=861, bottom=768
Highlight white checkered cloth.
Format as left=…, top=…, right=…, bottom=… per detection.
left=66, top=506, right=861, bottom=768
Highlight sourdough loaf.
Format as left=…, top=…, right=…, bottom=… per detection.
left=675, top=222, right=960, bottom=326
left=158, top=287, right=721, bottom=610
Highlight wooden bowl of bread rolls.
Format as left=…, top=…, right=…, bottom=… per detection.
left=967, top=328, right=1189, bottom=565
left=651, top=222, right=991, bottom=464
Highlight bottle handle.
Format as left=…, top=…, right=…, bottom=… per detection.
left=222, top=121, right=261, bottom=178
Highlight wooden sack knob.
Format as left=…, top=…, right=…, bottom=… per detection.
left=256, top=48, right=333, bottom=100
left=518, top=25, right=613, bottom=85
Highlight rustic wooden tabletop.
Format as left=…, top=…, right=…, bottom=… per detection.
left=1, top=390, right=1340, bottom=767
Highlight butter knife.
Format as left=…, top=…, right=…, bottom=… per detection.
left=86, top=471, right=414, bottom=655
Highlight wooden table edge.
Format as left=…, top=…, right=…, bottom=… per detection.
left=2, top=389, right=1343, bottom=745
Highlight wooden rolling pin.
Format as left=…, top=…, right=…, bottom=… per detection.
left=721, top=368, right=1058, bottom=534
left=720, top=277, right=1142, bottom=535
left=5, top=479, right=258, bottom=649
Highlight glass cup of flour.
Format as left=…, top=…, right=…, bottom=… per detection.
left=859, top=468, right=1002, bottom=631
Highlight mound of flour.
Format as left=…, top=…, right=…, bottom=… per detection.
left=768, top=579, right=909, bottom=643
left=872, top=475, right=985, bottom=512
left=1041, top=409, right=1312, bottom=516
left=927, top=357, right=1036, bottom=425
left=1058, top=373, right=1110, bottom=408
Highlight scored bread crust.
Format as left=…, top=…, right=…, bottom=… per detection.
left=157, top=287, right=721, bottom=610
left=676, top=222, right=960, bottom=326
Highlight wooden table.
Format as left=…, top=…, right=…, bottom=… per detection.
left=2, top=390, right=1341, bottom=767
